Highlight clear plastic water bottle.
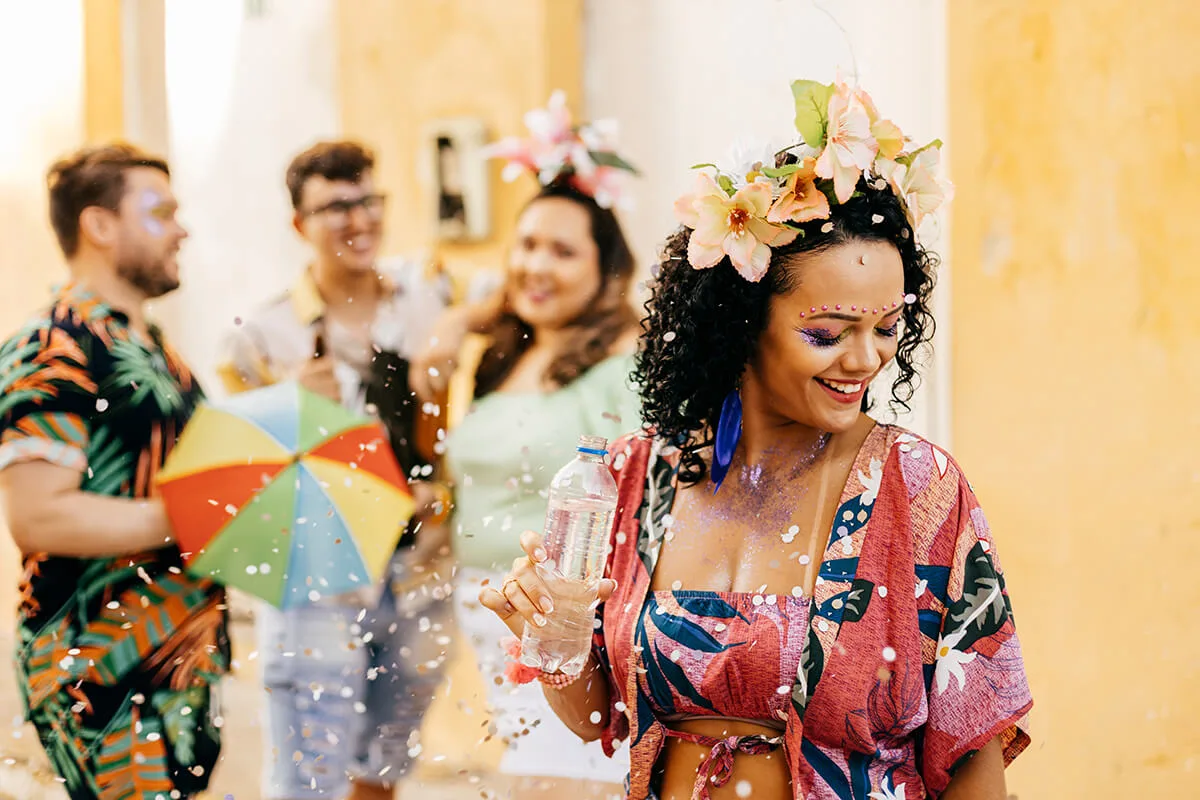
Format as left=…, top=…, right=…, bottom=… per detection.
left=519, top=434, right=618, bottom=676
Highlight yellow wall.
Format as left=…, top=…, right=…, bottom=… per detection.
left=337, top=0, right=583, bottom=292
left=83, top=0, right=124, bottom=142
left=949, top=2, right=1200, bottom=795
left=335, top=0, right=584, bottom=776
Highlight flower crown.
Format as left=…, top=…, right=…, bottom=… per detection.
left=483, top=91, right=639, bottom=209
left=673, top=78, right=953, bottom=282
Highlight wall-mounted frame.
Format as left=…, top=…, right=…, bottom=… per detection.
left=423, top=117, right=490, bottom=242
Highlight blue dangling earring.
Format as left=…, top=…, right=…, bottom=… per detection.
left=710, top=388, right=743, bottom=493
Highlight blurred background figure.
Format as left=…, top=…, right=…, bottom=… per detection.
left=215, top=140, right=454, bottom=800
left=1, top=2, right=1198, bottom=799
left=415, top=92, right=642, bottom=799
left=0, top=143, right=229, bottom=800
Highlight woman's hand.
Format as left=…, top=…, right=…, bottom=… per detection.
left=479, top=530, right=617, bottom=638
left=409, top=309, right=469, bottom=403
left=409, top=291, right=506, bottom=403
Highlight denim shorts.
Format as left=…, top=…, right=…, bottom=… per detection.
left=258, top=553, right=452, bottom=799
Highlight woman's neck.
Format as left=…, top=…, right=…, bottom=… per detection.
left=527, top=323, right=574, bottom=354
left=737, top=374, right=834, bottom=467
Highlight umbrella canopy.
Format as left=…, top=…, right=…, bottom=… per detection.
left=156, top=381, right=413, bottom=609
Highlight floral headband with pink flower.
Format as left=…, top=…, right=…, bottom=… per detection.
left=673, top=79, right=953, bottom=282
left=482, top=91, right=639, bottom=210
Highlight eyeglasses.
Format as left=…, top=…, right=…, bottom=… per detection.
left=303, top=193, right=387, bottom=228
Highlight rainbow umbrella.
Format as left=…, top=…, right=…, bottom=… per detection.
left=156, top=381, right=413, bottom=609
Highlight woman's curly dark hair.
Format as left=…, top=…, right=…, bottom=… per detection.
left=634, top=173, right=939, bottom=486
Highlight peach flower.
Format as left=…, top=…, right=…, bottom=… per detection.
left=767, top=157, right=831, bottom=224
left=815, top=83, right=878, bottom=203
left=675, top=173, right=798, bottom=282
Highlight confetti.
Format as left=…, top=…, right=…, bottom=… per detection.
left=662, top=331, right=677, bottom=343
left=871, top=214, right=884, bottom=224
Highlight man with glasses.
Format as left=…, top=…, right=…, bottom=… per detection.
left=217, top=141, right=453, bottom=800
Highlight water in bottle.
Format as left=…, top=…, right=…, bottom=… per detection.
left=520, top=434, right=618, bottom=676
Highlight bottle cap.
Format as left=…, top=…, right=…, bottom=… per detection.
left=576, top=434, right=608, bottom=456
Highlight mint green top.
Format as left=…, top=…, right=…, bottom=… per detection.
left=445, top=353, right=642, bottom=571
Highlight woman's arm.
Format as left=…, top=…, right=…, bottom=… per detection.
left=478, top=530, right=617, bottom=742
left=941, top=733, right=1007, bottom=800
left=410, top=291, right=506, bottom=403
left=540, top=652, right=611, bottom=741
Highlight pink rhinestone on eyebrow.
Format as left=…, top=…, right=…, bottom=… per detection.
left=873, top=309, right=879, bottom=314
left=851, top=305, right=857, bottom=311
left=810, top=307, right=817, bottom=313
left=822, top=305, right=828, bottom=311
left=835, top=305, right=842, bottom=310
left=800, top=312, right=806, bottom=318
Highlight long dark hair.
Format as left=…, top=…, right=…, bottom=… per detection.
left=473, top=181, right=638, bottom=397
left=634, top=174, right=939, bottom=486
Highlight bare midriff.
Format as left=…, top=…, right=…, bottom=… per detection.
left=657, top=717, right=792, bottom=800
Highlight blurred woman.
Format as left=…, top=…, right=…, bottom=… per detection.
left=419, top=94, right=641, bottom=798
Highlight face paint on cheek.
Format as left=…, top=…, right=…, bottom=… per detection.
left=138, top=189, right=166, bottom=237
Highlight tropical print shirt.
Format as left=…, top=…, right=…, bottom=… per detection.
left=0, top=282, right=229, bottom=800
left=592, top=426, right=1032, bottom=799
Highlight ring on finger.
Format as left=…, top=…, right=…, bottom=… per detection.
left=501, top=577, right=520, bottom=598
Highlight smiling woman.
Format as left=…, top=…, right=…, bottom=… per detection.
left=481, top=79, right=1031, bottom=800
left=641, top=177, right=937, bottom=487
left=435, top=95, right=642, bottom=799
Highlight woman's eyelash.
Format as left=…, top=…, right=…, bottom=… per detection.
left=800, top=329, right=846, bottom=347
left=800, top=323, right=900, bottom=346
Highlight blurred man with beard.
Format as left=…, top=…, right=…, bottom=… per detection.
left=0, top=143, right=228, bottom=799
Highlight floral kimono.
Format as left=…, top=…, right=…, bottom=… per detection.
left=592, top=425, right=1032, bottom=799
left=0, top=283, right=229, bottom=800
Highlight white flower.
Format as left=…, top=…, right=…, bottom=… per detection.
left=524, top=90, right=572, bottom=143
left=870, top=776, right=907, bottom=800
left=718, top=136, right=788, bottom=190
left=858, top=457, right=883, bottom=506
left=579, top=118, right=620, bottom=152
left=933, top=629, right=977, bottom=694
